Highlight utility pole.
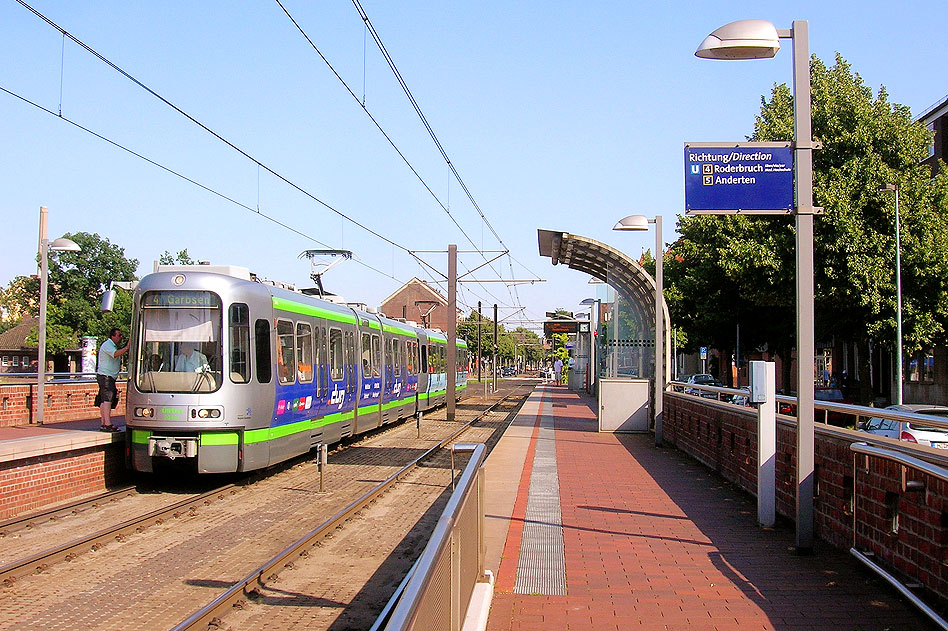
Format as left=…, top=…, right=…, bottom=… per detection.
left=446, top=244, right=456, bottom=421
left=493, top=304, right=498, bottom=392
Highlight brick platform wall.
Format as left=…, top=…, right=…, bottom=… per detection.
left=664, top=391, right=948, bottom=607
left=0, top=442, right=129, bottom=519
left=0, top=381, right=127, bottom=428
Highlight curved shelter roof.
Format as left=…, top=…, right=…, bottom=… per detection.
left=537, top=229, right=670, bottom=378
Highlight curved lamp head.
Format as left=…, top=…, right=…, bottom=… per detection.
left=612, top=215, right=650, bottom=231
left=49, top=237, right=81, bottom=252
left=695, top=19, right=780, bottom=60
left=579, top=298, right=596, bottom=306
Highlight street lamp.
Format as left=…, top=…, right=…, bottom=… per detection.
left=880, top=184, right=902, bottom=405
left=697, top=19, right=817, bottom=552
left=36, top=206, right=81, bottom=425
left=613, top=214, right=664, bottom=446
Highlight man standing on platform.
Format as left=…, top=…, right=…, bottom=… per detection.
left=96, top=328, right=128, bottom=432
left=554, top=357, right=563, bottom=386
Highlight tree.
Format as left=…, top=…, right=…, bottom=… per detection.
left=159, top=249, right=198, bottom=265
left=665, top=53, right=948, bottom=400
left=2, top=232, right=139, bottom=352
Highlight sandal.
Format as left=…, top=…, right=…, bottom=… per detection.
left=100, top=425, right=119, bottom=432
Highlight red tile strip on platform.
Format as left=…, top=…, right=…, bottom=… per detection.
left=487, top=387, right=934, bottom=631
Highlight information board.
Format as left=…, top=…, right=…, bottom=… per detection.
left=684, top=143, right=793, bottom=213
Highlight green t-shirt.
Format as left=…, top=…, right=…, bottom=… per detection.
left=97, top=339, right=122, bottom=378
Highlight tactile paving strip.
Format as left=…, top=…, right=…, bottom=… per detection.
left=514, top=390, right=566, bottom=595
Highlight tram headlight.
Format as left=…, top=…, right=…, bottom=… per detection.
left=135, top=407, right=154, bottom=418
left=196, top=408, right=221, bottom=419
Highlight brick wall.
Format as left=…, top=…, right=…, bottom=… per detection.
left=0, top=442, right=128, bottom=519
left=0, top=381, right=127, bottom=428
left=664, top=391, right=948, bottom=607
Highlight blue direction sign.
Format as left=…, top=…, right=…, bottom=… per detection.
left=684, top=143, right=793, bottom=213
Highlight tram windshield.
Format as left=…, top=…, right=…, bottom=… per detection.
left=136, top=291, right=223, bottom=393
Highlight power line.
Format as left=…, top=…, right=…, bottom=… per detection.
left=14, top=0, right=412, bottom=257
left=13, top=0, right=523, bottom=310
left=0, top=83, right=401, bottom=283
left=349, top=0, right=541, bottom=308
left=275, top=0, right=522, bottom=308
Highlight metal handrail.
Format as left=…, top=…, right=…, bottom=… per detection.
left=383, top=443, right=486, bottom=631
left=0, top=371, right=128, bottom=383
left=669, top=380, right=948, bottom=431
left=849, top=441, right=948, bottom=630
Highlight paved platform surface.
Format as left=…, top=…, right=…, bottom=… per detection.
left=0, top=415, right=124, bottom=463
left=483, top=384, right=935, bottom=631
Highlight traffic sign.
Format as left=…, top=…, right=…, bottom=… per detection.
left=684, top=142, right=793, bottom=214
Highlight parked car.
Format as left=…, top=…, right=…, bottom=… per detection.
left=684, top=374, right=727, bottom=400
left=673, top=374, right=694, bottom=392
left=779, top=387, right=854, bottom=426
left=860, top=404, right=948, bottom=448
left=731, top=387, right=752, bottom=408
left=501, top=366, right=517, bottom=377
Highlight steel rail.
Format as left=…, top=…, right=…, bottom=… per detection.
left=171, top=386, right=529, bottom=631
left=0, top=485, right=137, bottom=536
left=0, top=484, right=237, bottom=585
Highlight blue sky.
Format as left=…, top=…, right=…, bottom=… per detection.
left=2, top=1, right=945, bottom=331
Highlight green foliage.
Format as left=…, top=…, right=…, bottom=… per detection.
left=666, top=52, right=948, bottom=394
left=2, top=232, right=139, bottom=350
left=159, top=249, right=197, bottom=265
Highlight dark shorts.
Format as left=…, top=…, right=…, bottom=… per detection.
left=95, top=374, right=119, bottom=409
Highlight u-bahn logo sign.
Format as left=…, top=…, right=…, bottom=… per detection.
left=684, top=142, right=793, bottom=214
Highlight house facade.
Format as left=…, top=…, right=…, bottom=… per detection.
left=379, top=278, right=461, bottom=331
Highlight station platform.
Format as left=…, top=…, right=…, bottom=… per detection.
left=0, top=416, right=124, bottom=464
left=481, top=384, right=934, bottom=631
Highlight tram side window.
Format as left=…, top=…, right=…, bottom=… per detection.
left=406, top=340, right=415, bottom=375
left=344, top=331, right=357, bottom=383
left=276, top=319, right=296, bottom=385
left=420, top=343, right=428, bottom=374
left=229, top=304, right=251, bottom=384
left=254, top=319, right=272, bottom=384
left=329, top=328, right=344, bottom=380
left=361, top=332, right=372, bottom=377
left=318, top=326, right=328, bottom=395
left=440, top=345, right=446, bottom=373
left=297, top=322, right=313, bottom=384
left=371, top=334, right=382, bottom=378
left=391, top=338, right=400, bottom=378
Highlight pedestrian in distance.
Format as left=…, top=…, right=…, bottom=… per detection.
left=96, top=328, right=128, bottom=432
left=554, top=357, right=564, bottom=386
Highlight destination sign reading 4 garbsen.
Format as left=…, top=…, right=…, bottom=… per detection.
left=684, top=143, right=792, bottom=212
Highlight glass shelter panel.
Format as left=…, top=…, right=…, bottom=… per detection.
left=599, top=272, right=656, bottom=381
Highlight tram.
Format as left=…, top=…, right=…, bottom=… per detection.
left=124, top=265, right=467, bottom=473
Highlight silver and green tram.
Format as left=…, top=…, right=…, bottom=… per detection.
left=125, top=265, right=467, bottom=473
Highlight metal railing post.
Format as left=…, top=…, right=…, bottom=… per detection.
left=754, top=361, right=776, bottom=527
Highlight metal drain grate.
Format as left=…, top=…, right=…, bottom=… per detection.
left=514, top=392, right=567, bottom=595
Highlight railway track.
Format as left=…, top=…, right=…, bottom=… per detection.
left=0, top=485, right=239, bottom=586
left=171, top=385, right=531, bottom=631
left=172, top=391, right=532, bottom=631
left=0, top=486, right=139, bottom=537
left=0, top=381, right=534, bottom=630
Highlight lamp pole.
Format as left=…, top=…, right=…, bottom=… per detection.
left=696, top=19, right=816, bottom=553
left=880, top=184, right=902, bottom=404
left=36, top=206, right=81, bottom=425
left=37, top=207, right=50, bottom=425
